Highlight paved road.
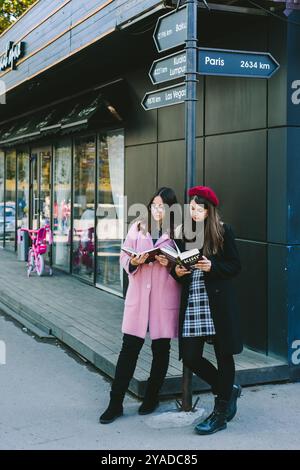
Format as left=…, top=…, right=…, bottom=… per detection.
left=0, top=311, right=299, bottom=450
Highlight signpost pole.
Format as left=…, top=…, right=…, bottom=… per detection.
left=181, top=0, right=198, bottom=413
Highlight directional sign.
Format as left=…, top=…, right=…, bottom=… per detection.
left=142, top=82, right=186, bottom=111
left=153, top=6, right=187, bottom=53
left=149, top=51, right=186, bottom=85
left=198, top=48, right=280, bottom=78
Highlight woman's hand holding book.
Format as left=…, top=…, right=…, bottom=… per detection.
left=130, top=253, right=149, bottom=266
left=155, top=254, right=169, bottom=267
left=194, top=255, right=212, bottom=272
left=175, top=265, right=191, bottom=277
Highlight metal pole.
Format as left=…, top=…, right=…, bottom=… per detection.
left=182, top=0, right=198, bottom=412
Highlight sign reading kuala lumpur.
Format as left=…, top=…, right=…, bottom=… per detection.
left=149, top=51, right=186, bottom=84
left=0, top=41, right=26, bottom=71
left=198, top=48, right=280, bottom=78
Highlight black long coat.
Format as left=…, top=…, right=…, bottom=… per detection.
left=171, top=223, right=243, bottom=359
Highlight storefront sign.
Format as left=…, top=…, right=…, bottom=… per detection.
left=142, top=82, right=186, bottom=110
left=153, top=6, right=187, bottom=52
left=0, top=41, right=26, bottom=71
left=149, top=51, right=186, bottom=84
left=198, top=47, right=280, bottom=79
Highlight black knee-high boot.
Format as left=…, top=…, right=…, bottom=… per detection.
left=138, top=339, right=170, bottom=415
left=100, top=334, right=144, bottom=424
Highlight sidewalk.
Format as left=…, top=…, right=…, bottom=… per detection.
left=1, top=310, right=299, bottom=450
left=0, top=249, right=289, bottom=397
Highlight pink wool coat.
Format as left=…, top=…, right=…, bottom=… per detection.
left=120, top=221, right=181, bottom=340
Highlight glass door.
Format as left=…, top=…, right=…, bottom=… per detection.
left=30, top=150, right=39, bottom=230
left=30, top=147, right=51, bottom=230
left=72, top=135, right=95, bottom=281
left=5, top=150, right=16, bottom=251
left=17, top=149, right=30, bottom=231
left=96, top=130, right=124, bottom=295
left=52, top=139, right=72, bottom=272
left=40, top=151, right=51, bottom=227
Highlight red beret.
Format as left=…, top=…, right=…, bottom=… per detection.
left=188, top=186, right=219, bottom=207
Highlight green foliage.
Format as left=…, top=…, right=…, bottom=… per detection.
left=0, top=0, right=36, bottom=35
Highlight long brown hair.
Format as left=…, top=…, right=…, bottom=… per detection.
left=185, top=195, right=224, bottom=256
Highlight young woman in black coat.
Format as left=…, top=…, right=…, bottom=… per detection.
left=170, top=185, right=243, bottom=435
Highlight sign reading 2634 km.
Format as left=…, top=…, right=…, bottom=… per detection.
left=198, top=47, right=279, bottom=78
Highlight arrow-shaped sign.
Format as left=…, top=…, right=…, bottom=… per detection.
left=142, top=82, right=186, bottom=111
left=149, top=51, right=186, bottom=85
left=198, top=48, right=280, bottom=78
left=153, top=6, right=187, bottom=53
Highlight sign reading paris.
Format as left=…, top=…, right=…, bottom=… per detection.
left=153, top=6, right=187, bottom=53
left=198, top=48, right=279, bottom=78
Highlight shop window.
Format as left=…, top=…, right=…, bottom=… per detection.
left=96, top=130, right=124, bottom=295
left=72, top=136, right=96, bottom=281
left=17, top=150, right=30, bottom=231
left=0, top=150, right=4, bottom=248
left=4, top=149, right=16, bottom=251
left=53, top=139, right=72, bottom=271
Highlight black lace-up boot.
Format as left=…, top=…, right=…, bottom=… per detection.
left=194, top=398, right=228, bottom=435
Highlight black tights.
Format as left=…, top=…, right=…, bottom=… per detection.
left=111, top=334, right=170, bottom=402
left=181, top=336, right=235, bottom=401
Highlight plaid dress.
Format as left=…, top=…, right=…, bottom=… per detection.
left=182, top=269, right=216, bottom=338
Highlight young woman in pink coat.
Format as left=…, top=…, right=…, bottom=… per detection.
left=100, top=187, right=181, bottom=424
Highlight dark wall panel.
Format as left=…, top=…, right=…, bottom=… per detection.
left=268, top=128, right=287, bottom=244
left=199, top=11, right=268, bottom=52
left=125, top=143, right=157, bottom=218
left=286, top=12, right=300, bottom=127
left=158, top=77, right=204, bottom=142
left=287, top=245, right=300, bottom=367
left=236, top=240, right=268, bottom=354
left=205, top=77, right=267, bottom=135
left=268, top=244, right=288, bottom=360
left=157, top=138, right=203, bottom=206
left=125, top=69, right=157, bottom=147
left=268, top=18, right=287, bottom=128
left=268, top=126, right=300, bottom=246
left=287, top=127, right=300, bottom=244
left=205, top=130, right=267, bottom=241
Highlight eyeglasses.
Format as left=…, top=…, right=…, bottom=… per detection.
left=151, top=204, right=165, bottom=212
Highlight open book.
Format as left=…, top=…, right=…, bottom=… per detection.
left=121, top=246, right=162, bottom=263
left=121, top=242, right=201, bottom=268
left=160, top=242, right=201, bottom=269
